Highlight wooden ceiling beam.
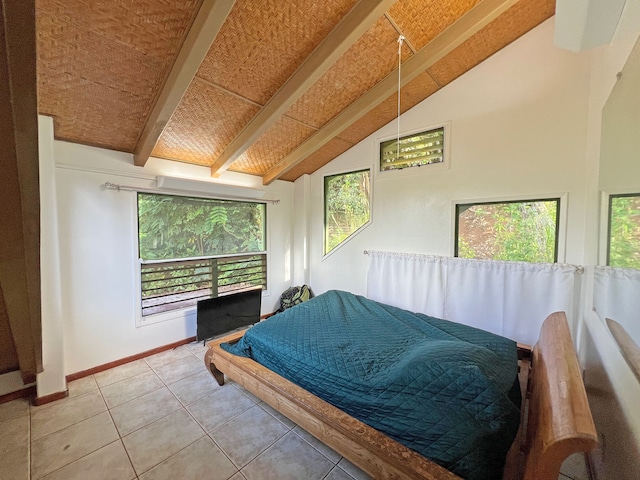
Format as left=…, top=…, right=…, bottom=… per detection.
left=209, top=0, right=397, bottom=177
left=134, top=0, right=235, bottom=167
left=262, top=0, right=519, bottom=185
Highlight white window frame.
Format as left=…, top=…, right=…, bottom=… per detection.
left=322, top=166, right=373, bottom=260
left=599, top=188, right=640, bottom=267
left=377, top=121, right=451, bottom=176
left=451, top=193, right=568, bottom=263
left=133, top=191, right=269, bottom=327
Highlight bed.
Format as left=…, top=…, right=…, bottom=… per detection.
left=204, top=290, right=597, bottom=480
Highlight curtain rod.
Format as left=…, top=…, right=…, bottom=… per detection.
left=364, top=249, right=584, bottom=273
left=103, top=182, right=280, bottom=204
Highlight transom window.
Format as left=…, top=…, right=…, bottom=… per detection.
left=455, top=198, right=560, bottom=263
left=607, top=193, right=640, bottom=269
left=137, top=193, right=266, bottom=316
left=380, top=126, right=444, bottom=171
left=324, top=169, right=371, bottom=255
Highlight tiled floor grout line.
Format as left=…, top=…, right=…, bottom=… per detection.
left=6, top=343, right=590, bottom=480
left=158, top=346, right=352, bottom=478
left=22, top=346, right=354, bottom=480
left=186, top=343, right=349, bottom=478
left=23, top=346, right=369, bottom=480
left=145, top=347, right=249, bottom=479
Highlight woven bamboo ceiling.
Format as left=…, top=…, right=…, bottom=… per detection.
left=36, top=0, right=554, bottom=184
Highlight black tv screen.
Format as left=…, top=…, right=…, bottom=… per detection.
left=196, top=288, right=262, bottom=342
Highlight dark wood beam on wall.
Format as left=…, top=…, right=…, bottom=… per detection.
left=0, top=0, right=42, bottom=383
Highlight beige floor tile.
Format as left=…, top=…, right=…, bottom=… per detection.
left=144, top=346, right=193, bottom=369
left=184, top=341, right=209, bottom=358
left=258, top=402, right=296, bottom=429
left=31, top=411, right=119, bottom=479
left=187, top=385, right=256, bottom=433
left=212, top=404, right=289, bottom=468
left=560, top=452, right=589, bottom=480
left=31, top=390, right=107, bottom=441
left=241, top=432, right=334, bottom=480
left=152, top=356, right=204, bottom=385
left=325, top=466, right=357, bottom=480
left=67, top=375, right=98, bottom=398
left=94, top=359, right=151, bottom=388
left=101, top=370, right=164, bottom=408
left=122, top=409, right=205, bottom=475
left=231, top=383, right=261, bottom=403
left=0, top=397, right=29, bottom=423
left=0, top=415, right=29, bottom=454
left=40, top=440, right=136, bottom=480
left=0, top=442, right=29, bottom=480
left=229, top=473, right=246, bottom=480
left=139, top=436, right=237, bottom=480
left=167, top=369, right=221, bottom=405
left=292, top=425, right=341, bottom=463
left=110, top=387, right=182, bottom=436
left=337, top=458, right=372, bottom=480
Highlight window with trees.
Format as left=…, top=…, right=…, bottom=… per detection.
left=324, top=169, right=371, bottom=255
left=137, top=193, right=266, bottom=317
left=455, top=198, right=560, bottom=263
left=380, top=126, right=444, bottom=171
left=608, top=193, right=640, bottom=269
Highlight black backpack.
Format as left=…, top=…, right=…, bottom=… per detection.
left=276, top=285, right=313, bottom=313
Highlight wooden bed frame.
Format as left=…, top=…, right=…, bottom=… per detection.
left=204, top=311, right=597, bottom=480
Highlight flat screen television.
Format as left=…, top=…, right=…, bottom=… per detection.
left=196, top=288, right=262, bottom=343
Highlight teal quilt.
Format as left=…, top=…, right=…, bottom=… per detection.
left=222, top=290, right=520, bottom=479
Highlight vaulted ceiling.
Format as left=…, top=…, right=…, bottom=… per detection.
left=36, top=0, right=555, bottom=184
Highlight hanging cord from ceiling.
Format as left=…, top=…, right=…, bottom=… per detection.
left=396, top=35, right=405, bottom=162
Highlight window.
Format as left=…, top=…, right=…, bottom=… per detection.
left=380, top=126, right=444, bottom=171
left=137, top=193, right=266, bottom=316
left=324, top=169, right=371, bottom=255
left=608, top=193, right=640, bottom=269
left=455, top=199, right=560, bottom=263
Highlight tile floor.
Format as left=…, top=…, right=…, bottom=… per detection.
left=0, top=341, right=591, bottom=480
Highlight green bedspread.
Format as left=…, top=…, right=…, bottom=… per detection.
left=222, top=290, right=521, bottom=479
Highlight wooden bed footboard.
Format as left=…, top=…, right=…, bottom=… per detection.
left=204, top=312, right=597, bottom=480
left=519, top=312, right=598, bottom=480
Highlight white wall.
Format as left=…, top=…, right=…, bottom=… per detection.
left=306, top=18, right=592, bottom=296
left=47, top=140, right=294, bottom=375
left=296, top=10, right=640, bottom=479
left=37, top=116, right=65, bottom=398
left=33, top=6, right=640, bottom=476
left=580, top=0, right=640, bottom=476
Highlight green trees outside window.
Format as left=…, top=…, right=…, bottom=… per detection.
left=324, top=169, right=371, bottom=254
left=137, top=193, right=266, bottom=316
left=380, top=127, right=444, bottom=171
left=456, top=199, right=559, bottom=263
left=138, top=193, right=265, bottom=260
left=608, top=194, right=640, bottom=269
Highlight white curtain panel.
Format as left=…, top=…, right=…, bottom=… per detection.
left=366, top=250, right=581, bottom=346
left=366, top=251, right=446, bottom=317
left=594, top=266, right=640, bottom=345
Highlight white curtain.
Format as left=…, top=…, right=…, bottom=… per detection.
left=365, top=252, right=446, bottom=316
left=366, top=251, right=582, bottom=346
left=594, top=266, right=640, bottom=346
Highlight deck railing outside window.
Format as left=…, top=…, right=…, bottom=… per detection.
left=141, top=253, right=266, bottom=316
